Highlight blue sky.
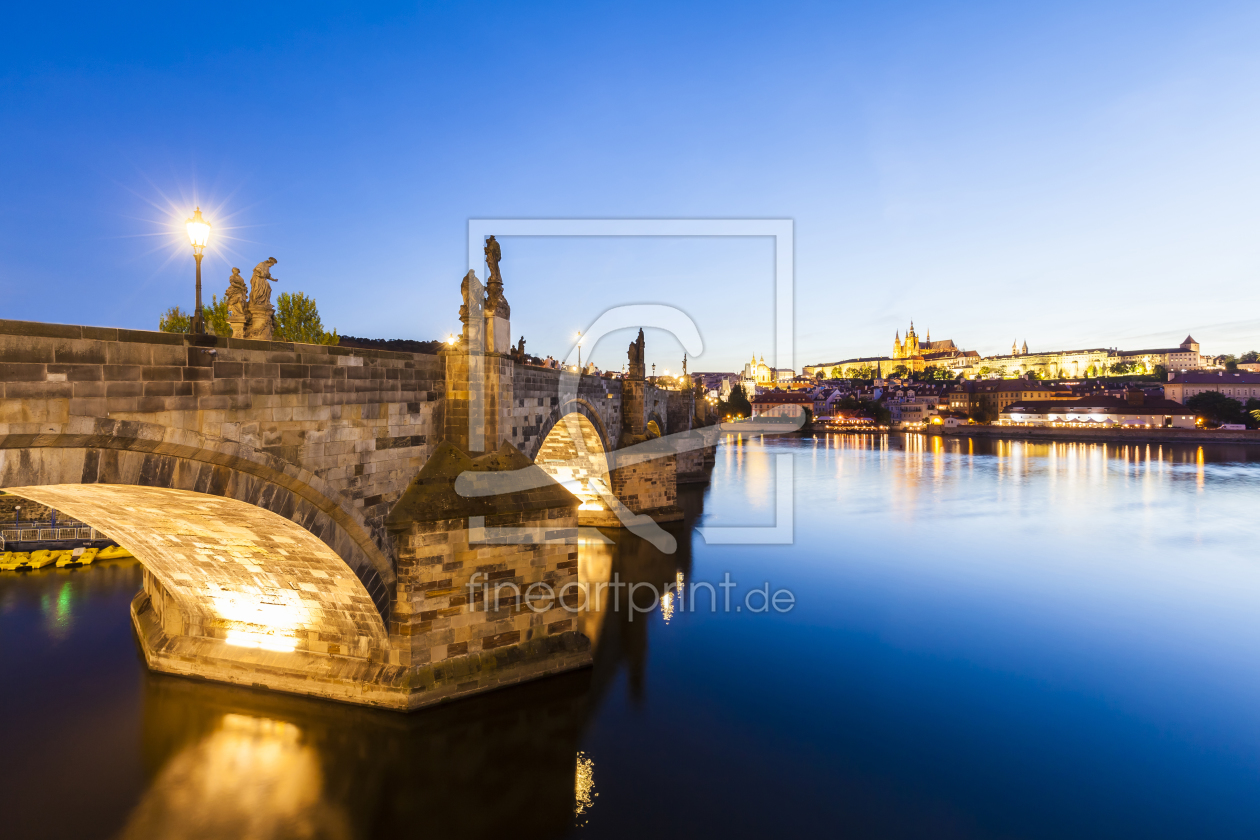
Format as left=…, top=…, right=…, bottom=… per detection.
left=2, top=1, right=1259, bottom=373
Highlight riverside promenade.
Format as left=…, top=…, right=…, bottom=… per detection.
left=929, top=425, right=1260, bottom=446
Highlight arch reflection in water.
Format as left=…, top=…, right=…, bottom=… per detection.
left=125, top=666, right=600, bottom=840
left=117, top=489, right=704, bottom=839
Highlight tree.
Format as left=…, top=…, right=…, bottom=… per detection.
left=1241, top=351, right=1259, bottom=363
left=1025, top=370, right=1042, bottom=380
left=159, top=297, right=231, bottom=336
left=158, top=306, right=193, bottom=333
left=890, top=364, right=910, bottom=379
left=204, top=294, right=230, bottom=337
left=275, top=291, right=339, bottom=345
left=1108, top=361, right=1141, bottom=376
left=1153, top=364, right=1167, bottom=381
left=724, top=383, right=752, bottom=418
left=1186, top=391, right=1252, bottom=427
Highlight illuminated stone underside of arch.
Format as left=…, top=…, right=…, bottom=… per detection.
left=535, top=414, right=612, bottom=513
left=4, top=484, right=389, bottom=658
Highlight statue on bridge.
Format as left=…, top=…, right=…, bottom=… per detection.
left=247, top=257, right=280, bottom=340
left=458, top=270, right=485, bottom=349
left=249, top=258, right=279, bottom=307
left=484, top=235, right=503, bottom=286
left=224, top=268, right=249, bottom=339
left=483, top=236, right=511, bottom=354
left=627, top=328, right=646, bottom=380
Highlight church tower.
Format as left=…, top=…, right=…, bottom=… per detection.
left=894, top=330, right=903, bottom=358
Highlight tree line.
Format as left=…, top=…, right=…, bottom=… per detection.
left=158, top=292, right=339, bottom=345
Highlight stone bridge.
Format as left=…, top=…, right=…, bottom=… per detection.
left=0, top=302, right=706, bottom=709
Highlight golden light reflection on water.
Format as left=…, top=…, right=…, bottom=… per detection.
left=120, top=712, right=350, bottom=840
left=813, top=433, right=1231, bottom=521
left=575, top=750, right=597, bottom=824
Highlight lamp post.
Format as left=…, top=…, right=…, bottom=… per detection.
left=185, top=207, right=212, bottom=334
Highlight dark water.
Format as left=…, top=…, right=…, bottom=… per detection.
left=4, top=433, right=1260, bottom=838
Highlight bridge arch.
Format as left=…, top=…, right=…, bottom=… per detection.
left=0, top=417, right=395, bottom=624
left=529, top=398, right=614, bottom=461
left=646, top=411, right=665, bottom=439
left=3, top=484, right=389, bottom=660
left=533, top=407, right=612, bottom=512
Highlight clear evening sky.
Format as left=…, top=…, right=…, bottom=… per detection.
left=2, top=2, right=1258, bottom=374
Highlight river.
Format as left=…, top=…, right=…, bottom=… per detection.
left=3, top=433, right=1260, bottom=838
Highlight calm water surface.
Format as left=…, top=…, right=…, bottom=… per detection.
left=4, top=433, right=1260, bottom=838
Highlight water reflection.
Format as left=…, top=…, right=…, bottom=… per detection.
left=116, top=504, right=698, bottom=840
left=0, top=487, right=704, bottom=840
left=125, top=665, right=596, bottom=839
left=18, top=434, right=1260, bottom=837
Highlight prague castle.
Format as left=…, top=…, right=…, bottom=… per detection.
left=803, top=323, right=1206, bottom=380
left=805, top=322, right=978, bottom=379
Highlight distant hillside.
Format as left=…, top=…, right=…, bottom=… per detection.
left=338, top=335, right=442, bottom=355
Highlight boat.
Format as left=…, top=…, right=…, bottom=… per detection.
left=95, top=545, right=135, bottom=561
left=0, top=552, right=31, bottom=571
left=56, top=547, right=99, bottom=568
left=25, top=550, right=57, bottom=570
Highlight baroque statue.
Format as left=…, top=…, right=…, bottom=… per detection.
left=249, top=257, right=280, bottom=308
left=224, top=267, right=250, bottom=339
left=627, top=328, right=646, bottom=380
left=225, top=268, right=248, bottom=316
left=246, top=257, right=280, bottom=341
left=484, top=235, right=502, bottom=286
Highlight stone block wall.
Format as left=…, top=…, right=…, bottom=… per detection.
left=609, top=453, right=677, bottom=514
left=676, top=447, right=708, bottom=484
left=666, top=388, right=696, bottom=435
left=0, top=494, right=53, bottom=525
left=0, top=319, right=442, bottom=549
left=442, top=350, right=514, bottom=454
left=512, top=365, right=622, bottom=458
left=390, top=508, right=592, bottom=704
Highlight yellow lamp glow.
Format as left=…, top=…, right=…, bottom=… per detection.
left=446, top=333, right=456, bottom=345
left=185, top=207, right=211, bottom=255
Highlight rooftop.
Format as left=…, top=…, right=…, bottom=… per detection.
left=1001, top=396, right=1191, bottom=414
left=1168, top=371, right=1260, bottom=384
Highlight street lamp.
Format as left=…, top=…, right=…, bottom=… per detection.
left=575, top=331, right=583, bottom=373
left=185, top=207, right=212, bottom=334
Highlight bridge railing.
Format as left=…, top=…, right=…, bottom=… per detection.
left=0, top=520, right=99, bottom=544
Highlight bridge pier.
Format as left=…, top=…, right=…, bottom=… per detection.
left=385, top=441, right=596, bottom=707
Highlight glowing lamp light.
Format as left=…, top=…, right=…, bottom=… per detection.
left=185, top=207, right=212, bottom=255
left=446, top=333, right=456, bottom=345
